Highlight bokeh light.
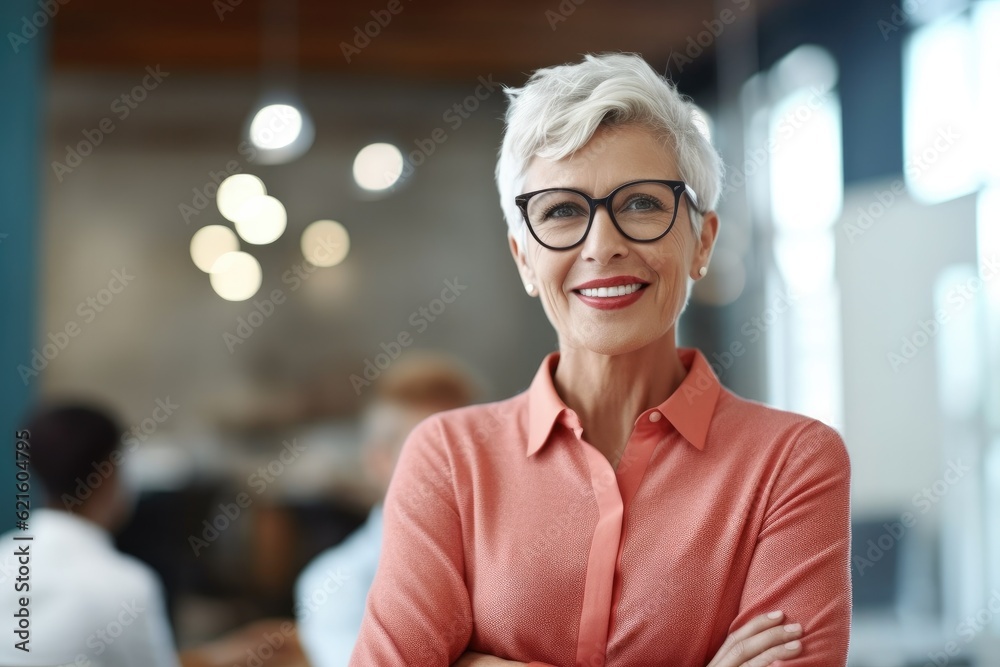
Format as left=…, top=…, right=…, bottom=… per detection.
left=190, top=225, right=240, bottom=272
left=249, top=104, right=303, bottom=150
left=209, top=251, right=262, bottom=301
left=301, top=220, right=350, bottom=267
left=233, top=195, right=287, bottom=245
left=353, top=142, right=404, bottom=191
left=217, top=174, right=267, bottom=223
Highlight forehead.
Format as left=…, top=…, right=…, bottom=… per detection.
left=523, top=123, right=680, bottom=192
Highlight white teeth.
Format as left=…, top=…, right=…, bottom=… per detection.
left=579, top=283, right=643, bottom=298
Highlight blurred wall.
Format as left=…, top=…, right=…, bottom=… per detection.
left=36, top=71, right=556, bottom=433
left=837, top=180, right=977, bottom=515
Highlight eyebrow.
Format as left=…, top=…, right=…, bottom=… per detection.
left=524, top=177, right=681, bottom=195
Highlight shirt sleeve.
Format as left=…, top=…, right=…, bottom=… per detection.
left=348, top=416, right=474, bottom=666
left=296, top=539, right=374, bottom=667
left=727, top=419, right=852, bottom=665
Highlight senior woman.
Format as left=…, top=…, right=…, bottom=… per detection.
left=348, top=53, right=851, bottom=667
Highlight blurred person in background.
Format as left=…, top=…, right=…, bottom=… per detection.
left=349, top=53, right=851, bottom=667
left=295, top=352, right=480, bottom=667
left=0, top=403, right=180, bottom=667
left=0, top=401, right=307, bottom=667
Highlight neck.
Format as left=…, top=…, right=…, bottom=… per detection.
left=50, top=481, right=123, bottom=533
left=553, top=335, right=688, bottom=463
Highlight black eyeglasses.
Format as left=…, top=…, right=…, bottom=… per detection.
left=514, top=179, right=701, bottom=251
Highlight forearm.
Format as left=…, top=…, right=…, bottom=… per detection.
left=730, top=421, right=852, bottom=664
left=455, top=652, right=555, bottom=667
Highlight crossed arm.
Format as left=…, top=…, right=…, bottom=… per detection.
left=456, top=611, right=806, bottom=667
left=348, top=419, right=851, bottom=666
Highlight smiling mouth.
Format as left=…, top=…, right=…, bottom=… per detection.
left=575, top=283, right=647, bottom=298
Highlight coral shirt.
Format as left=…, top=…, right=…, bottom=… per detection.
left=349, top=348, right=851, bottom=666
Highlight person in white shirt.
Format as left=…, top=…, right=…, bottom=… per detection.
left=294, top=353, right=479, bottom=667
left=1, top=403, right=313, bottom=667
left=0, top=403, right=180, bottom=667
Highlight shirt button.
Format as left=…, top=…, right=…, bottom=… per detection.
left=648, top=412, right=662, bottom=423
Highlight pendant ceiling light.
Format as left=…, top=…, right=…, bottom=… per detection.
left=245, top=0, right=314, bottom=165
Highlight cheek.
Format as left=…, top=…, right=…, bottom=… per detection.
left=666, top=231, right=694, bottom=259
left=527, top=254, right=576, bottom=324
left=527, top=249, right=567, bottom=285
left=648, top=236, right=691, bottom=281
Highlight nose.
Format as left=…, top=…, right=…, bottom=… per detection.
left=580, top=204, right=629, bottom=264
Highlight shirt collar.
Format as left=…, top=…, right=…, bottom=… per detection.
left=527, top=352, right=567, bottom=457
left=526, top=347, right=722, bottom=456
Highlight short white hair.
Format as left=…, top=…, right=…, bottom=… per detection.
left=496, top=53, right=723, bottom=244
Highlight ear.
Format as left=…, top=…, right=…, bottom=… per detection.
left=692, top=211, right=720, bottom=278
left=508, top=232, right=537, bottom=291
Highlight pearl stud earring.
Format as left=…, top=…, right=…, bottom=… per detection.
left=698, top=266, right=708, bottom=277
left=525, top=283, right=536, bottom=295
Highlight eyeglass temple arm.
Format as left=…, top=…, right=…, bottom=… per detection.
left=683, top=184, right=702, bottom=214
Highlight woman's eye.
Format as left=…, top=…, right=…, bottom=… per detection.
left=623, top=196, right=660, bottom=211
left=545, top=203, right=584, bottom=219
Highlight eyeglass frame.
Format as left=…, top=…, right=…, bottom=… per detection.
left=514, top=179, right=702, bottom=251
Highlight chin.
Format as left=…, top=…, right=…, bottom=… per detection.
left=564, top=325, right=671, bottom=357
